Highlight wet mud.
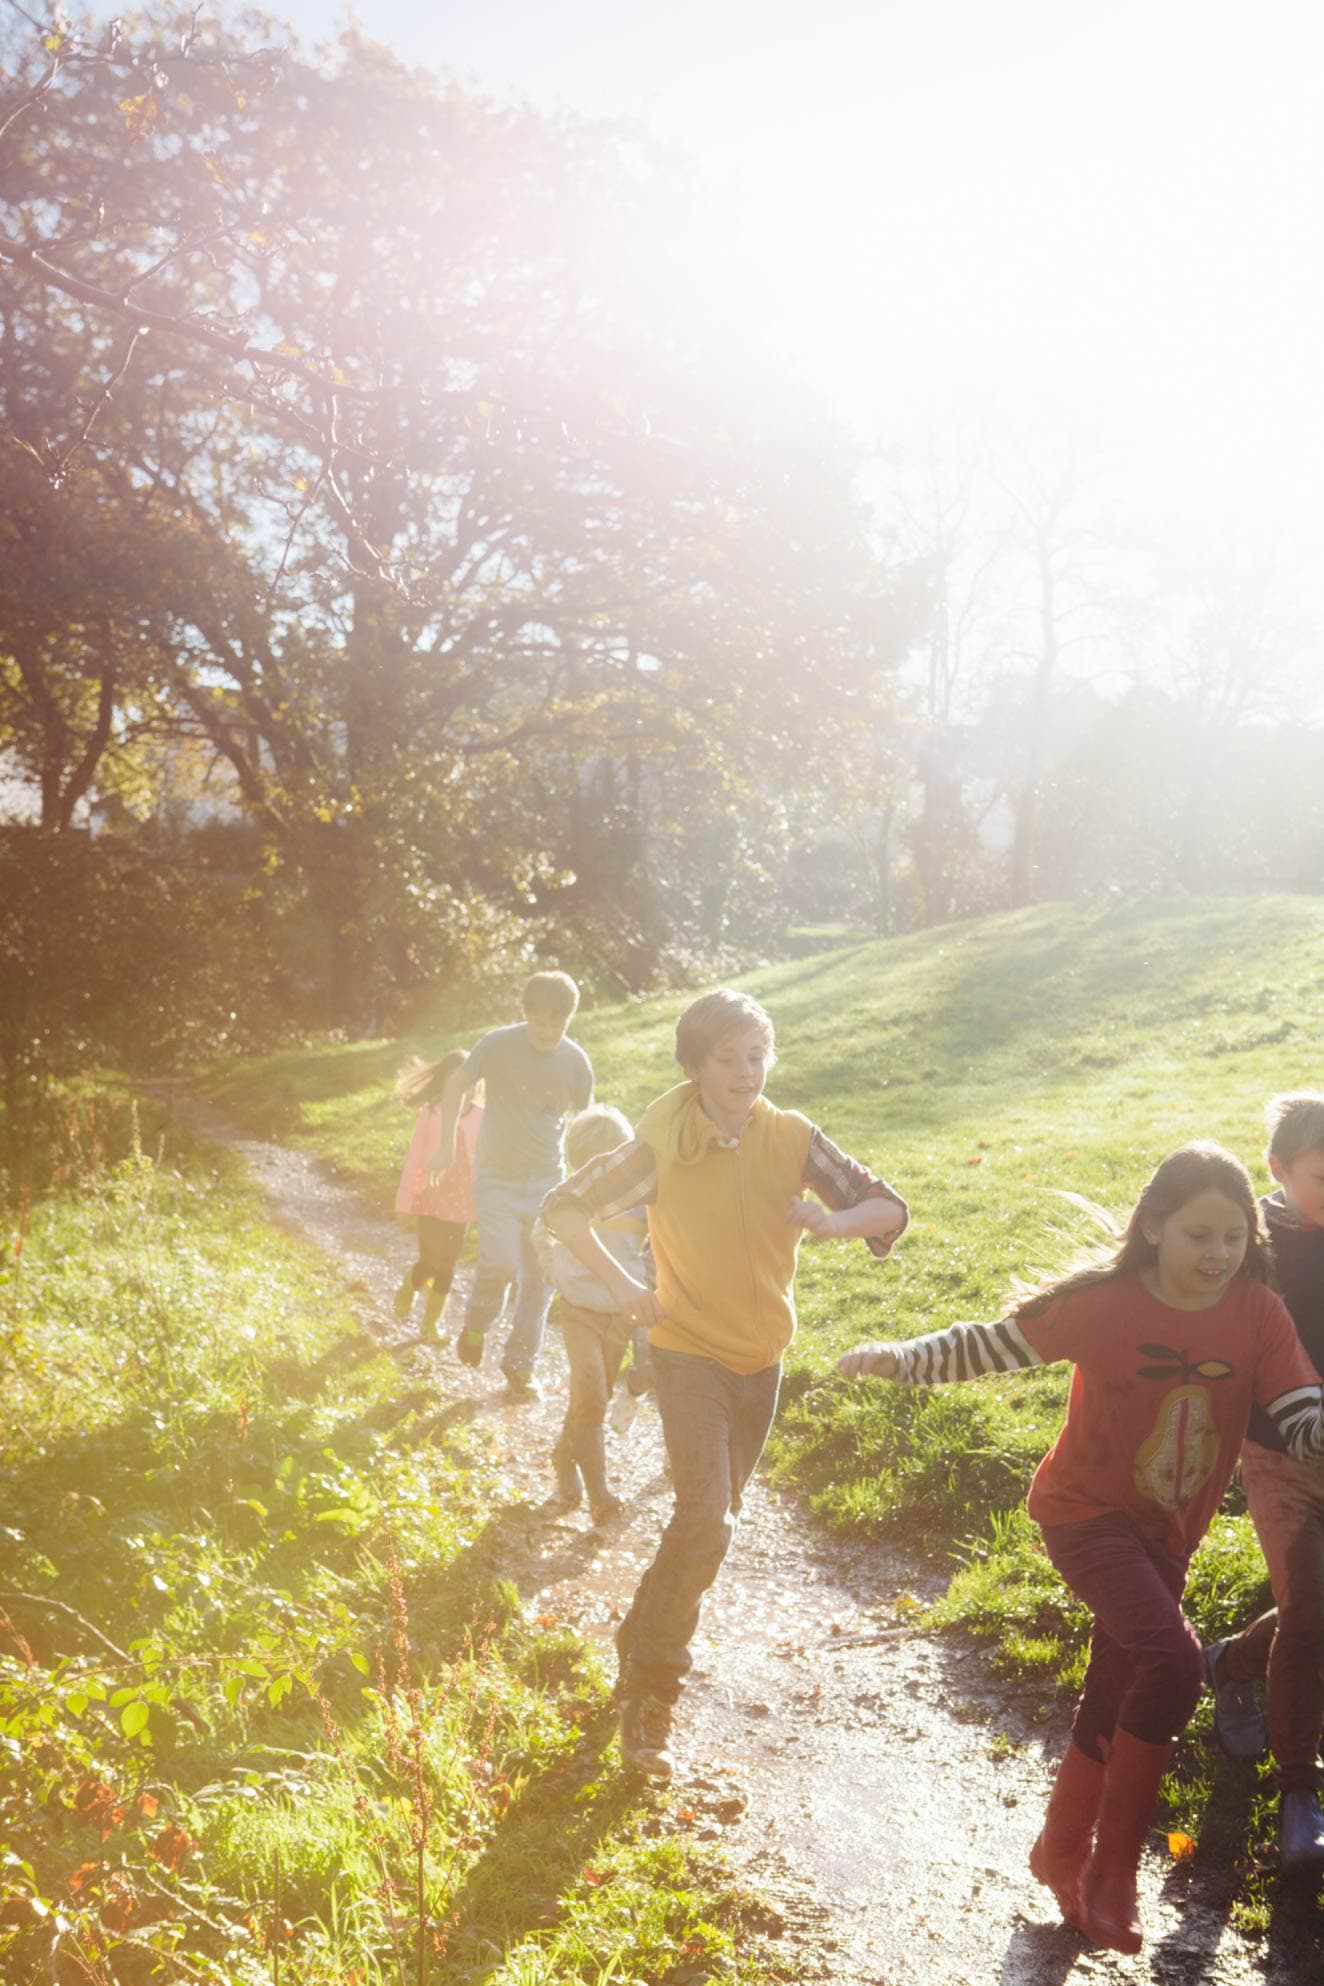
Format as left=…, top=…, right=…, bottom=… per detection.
left=152, top=1081, right=1318, bottom=1985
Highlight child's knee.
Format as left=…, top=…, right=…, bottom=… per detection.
left=1277, top=1593, right=1324, bottom=1652
left=1164, top=1622, right=1207, bottom=1729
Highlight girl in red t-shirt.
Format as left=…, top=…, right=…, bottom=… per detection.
left=393, top=1052, right=482, bottom=1342
left=838, top=1142, right=1324, bottom=1956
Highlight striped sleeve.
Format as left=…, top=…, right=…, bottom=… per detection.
left=890, top=1317, right=1046, bottom=1385
left=1264, top=1385, right=1324, bottom=1461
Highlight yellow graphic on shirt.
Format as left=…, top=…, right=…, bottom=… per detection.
left=1133, top=1384, right=1221, bottom=1509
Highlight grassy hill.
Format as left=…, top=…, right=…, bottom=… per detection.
left=201, top=894, right=1324, bottom=1884
left=205, top=893, right=1324, bottom=1625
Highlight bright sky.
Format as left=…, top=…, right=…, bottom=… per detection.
left=267, top=0, right=1324, bottom=554
left=130, top=0, right=1324, bottom=554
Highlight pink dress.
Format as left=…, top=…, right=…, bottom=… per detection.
left=395, top=1103, right=482, bottom=1222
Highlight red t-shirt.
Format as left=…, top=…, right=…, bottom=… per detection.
left=1022, top=1274, right=1318, bottom=1558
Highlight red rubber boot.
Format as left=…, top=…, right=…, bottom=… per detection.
left=1079, top=1730, right=1173, bottom=1955
left=1028, top=1741, right=1106, bottom=1927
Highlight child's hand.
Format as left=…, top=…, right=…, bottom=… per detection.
left=425, top=1147, right=455, bottom=1186
left=617, top=1279, right=664, bottom=1330
left=788, top=1195, right=836, bottom=1237
left=836, top=1342, right=900, bottom=1381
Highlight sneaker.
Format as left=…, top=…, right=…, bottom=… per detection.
left=455, top=1328, right=485, bottom=1369
left=501, top=1364, right=543, bottom=1403
left=590, top=1493, right=624, bottom=1528
left=1205, top=1639, right=1268, bottom=1761
left=392, top=1278, right=416, bottom=1322
left=618, top=1693, right=675, bottom=1780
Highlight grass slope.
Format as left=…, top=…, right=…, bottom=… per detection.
left=0, top=1097, right=782, bottom=1985
left=205, top=894, right=1323, bottom=1612
left=195, top=895, right=1324, bottom=1934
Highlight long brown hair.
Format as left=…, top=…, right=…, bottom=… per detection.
left=1014, top=1141, right=1274, bottom=1320
left=395, top=1049, right=466, bottom=1108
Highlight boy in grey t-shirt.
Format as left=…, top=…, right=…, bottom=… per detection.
left=430, top=971, right=592, bottom=1398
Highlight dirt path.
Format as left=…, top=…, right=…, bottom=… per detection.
left=155, top=1083, right=1315, bottom=1986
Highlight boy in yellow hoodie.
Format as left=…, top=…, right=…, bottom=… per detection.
left=541, top=987, right=908, bottom=1779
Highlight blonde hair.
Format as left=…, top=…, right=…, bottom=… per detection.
left=1266, top=1091, right=1324, bottom=1167
left=395, top=1048, right=466, bottom=1107
left=1013, top=1142, right=1274, bottom=1320
left=567, top=1104, right=633, bottom=1170
left=674, top=988, right=776, bottom=1076
left=523, top=970, right=580, bottom=1022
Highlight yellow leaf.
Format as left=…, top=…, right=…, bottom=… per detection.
left=1167, top=1831, right=1196, bottom=1861
left=118, top=94, right=158, bottom=144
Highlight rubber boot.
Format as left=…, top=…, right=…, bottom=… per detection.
left=1028, top=1741, right=1106, bottom=1927
left=551, top=1432, right=583, bottom=1508
left=573, top=1425, right=620, bottom=1524
left=418, top=1286, right=446, bottom=1343
left=1079, top=1730, right=1172, bottom=1955
left=1280, top=1790, right=1324, bottom=1875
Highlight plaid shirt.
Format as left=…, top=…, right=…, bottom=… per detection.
left=544, top=1126, right=907, bottom=1258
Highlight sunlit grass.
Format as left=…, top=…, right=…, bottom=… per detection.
left=0, top=1109, right=786, bottom=1984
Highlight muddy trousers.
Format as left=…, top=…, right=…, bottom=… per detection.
left=1042, top=1513, right=1204, bottom=1760
left=555, top=1303, right=632, bottom=1506
left=616, top=1347, right=780, bottom=1706
left=1219, top=1442, right=1324, bottom=1793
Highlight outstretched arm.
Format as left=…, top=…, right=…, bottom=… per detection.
left=541, top=1140, right=663, bottom=1330
left=837, top=1316, right=1046, bottom=1384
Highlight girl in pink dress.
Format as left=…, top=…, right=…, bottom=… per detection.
left=394, top=1052, right=482, bottom=1343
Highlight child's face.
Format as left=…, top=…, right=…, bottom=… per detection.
left=1142, top=1186, right=1249, bottom=1310
left=691, top=1023, right=770, bottom=1125
left=524, top=1008, right=569, bottom=1054
left=1272, top=1146, right=1324, bottom=1228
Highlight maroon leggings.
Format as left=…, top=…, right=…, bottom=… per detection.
left=1042, top=1512, right=1204, bottom=1759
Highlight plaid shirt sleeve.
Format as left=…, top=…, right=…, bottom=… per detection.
left=804, top=1128, right=909, bottom=1259
left=541, top=1139, right=660, bottom=1225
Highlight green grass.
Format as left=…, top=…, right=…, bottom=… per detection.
left=0, top=1096, right=786, bottom=1985
left=202, top=894, right=1324, bottom=1659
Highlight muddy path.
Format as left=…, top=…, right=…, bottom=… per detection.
left=153, top=1081, right=1316, bottom=1986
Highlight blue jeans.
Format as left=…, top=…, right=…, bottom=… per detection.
left=463, top=1175, right=557, bottom=1372
left=616, top=1346, right=781, bottom=1704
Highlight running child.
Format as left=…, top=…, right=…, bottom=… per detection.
left=1204, top=1092, right=1324, bottom=1872
left=392, top=1052, right=482, bottom=1342
left=429, top=971, right=593, bottom=1398
left=542, top=987, right=909, bottom=1783
left=535, top=1103, right=650, bottom=1527
left=838, top=1142, right=1324, bottom=1956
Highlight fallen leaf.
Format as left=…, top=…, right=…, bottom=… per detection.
left=1168, top=1831, right=1196, bottom=1862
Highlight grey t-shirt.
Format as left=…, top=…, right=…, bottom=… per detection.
left=461, top=1024, right=593, bottom=1184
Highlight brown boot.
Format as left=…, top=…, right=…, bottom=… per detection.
left=1028, top=1741, right=1106, bottom=1927
left=1079, top=1730, right=1173, bottom=1955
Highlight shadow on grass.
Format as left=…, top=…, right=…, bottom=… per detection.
left=407, top=1503, right=612, bottom=1663
left=443, top=1700, right=644, bottom=1965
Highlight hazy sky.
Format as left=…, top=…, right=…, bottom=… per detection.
left=100, top=0, right=1324, bottom=552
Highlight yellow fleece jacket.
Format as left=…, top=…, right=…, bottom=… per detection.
left=635, top=1081, right=814, bottom=1375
